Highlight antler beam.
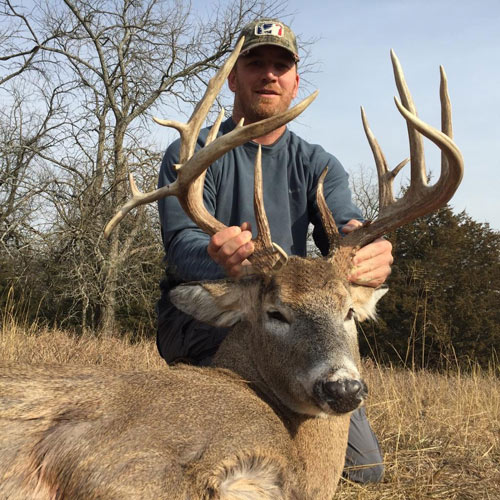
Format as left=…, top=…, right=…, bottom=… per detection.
left=104, top=37, right=318, bottom=273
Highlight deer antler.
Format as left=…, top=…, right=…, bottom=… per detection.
left=316, top=49, right=464, bottom=253
left=104, top=37, right=318, bottom=272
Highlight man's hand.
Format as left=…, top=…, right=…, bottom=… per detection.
left=342, top=219, right=393, bottom=288
left=207, top=222, right=254, bottom=277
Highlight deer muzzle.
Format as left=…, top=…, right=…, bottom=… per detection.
left=313, top=377, right=368, bottom=414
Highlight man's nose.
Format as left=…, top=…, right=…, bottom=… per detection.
left=261, top=64, right=278, bottom=81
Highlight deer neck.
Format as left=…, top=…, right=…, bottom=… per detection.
left=213, top=321, right=273, bottom=402
left=285, top=412, right=350, bottom=498
left=213, top=322, right=350, bottom=499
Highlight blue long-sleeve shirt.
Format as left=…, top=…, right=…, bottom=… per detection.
left=158, top=117, right=362, bottom=281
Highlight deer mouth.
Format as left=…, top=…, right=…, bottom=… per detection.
left=313, top=378, right=368, bottom=414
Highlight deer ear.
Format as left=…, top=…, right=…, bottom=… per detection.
left=350, top=285, right=388, bottom=322
left=169, top=281, right=245, bottom=327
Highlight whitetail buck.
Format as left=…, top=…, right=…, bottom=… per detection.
left=0, top=39, right=463, bottom=499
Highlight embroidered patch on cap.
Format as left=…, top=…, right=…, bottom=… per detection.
left=255, top=22, right=284, bottom=37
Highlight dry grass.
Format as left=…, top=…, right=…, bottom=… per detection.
left=1, top=318, right=499, bottom=499
left=0, top=317, right=164, bottom=370
left=339, top=361, right=500, bottom=499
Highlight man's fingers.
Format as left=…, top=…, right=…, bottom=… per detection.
left=207, top=224, right=254, bottom=277
left=352, top=238, right=393, bottom=266
left=349, top=263, right=392, bottom=287
left=216, top=234, right=250, bottom=259
left=208, top=227, right=251, bottom=258
left=224, top=241, right=255, bottom=267
left=240, top=221, right=252, bottom=233
left=341, top=219, right=363, bottom=235
left=349, top=237, right=393, bottom=287
left=349, top=253, right=392, bottom=277
left=208, top=226, right=243, bottom=251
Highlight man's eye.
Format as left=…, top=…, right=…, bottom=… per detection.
left=276, top=63, right=289, bottom=71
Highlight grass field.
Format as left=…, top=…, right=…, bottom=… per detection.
left=1, top=318, right=499, bottom=499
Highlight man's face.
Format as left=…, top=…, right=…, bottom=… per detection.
left=228, top=45, right=300, bottom=124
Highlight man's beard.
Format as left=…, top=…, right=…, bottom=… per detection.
left=245, top=97, right=291, bottom=123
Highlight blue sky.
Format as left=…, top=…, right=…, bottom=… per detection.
left=279, top=0, right=500, bottom=229
left=11, top=1, right=498, bottom=229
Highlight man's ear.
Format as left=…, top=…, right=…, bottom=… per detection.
left=292, top=72, right=300, bottom=99
left=228, top=67, right=237, bottom=93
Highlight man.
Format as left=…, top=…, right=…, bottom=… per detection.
left=157, top=18, right=391, bottom=483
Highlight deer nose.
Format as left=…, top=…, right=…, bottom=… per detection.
left=319, top=378, right=367, bottom=413
left=323, top=379, right=364, bottom=399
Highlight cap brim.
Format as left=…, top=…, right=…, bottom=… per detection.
left=240, top=42, right=300, bottom=62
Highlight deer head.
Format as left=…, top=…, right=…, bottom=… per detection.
left=169, top=259, right=388, bottom=417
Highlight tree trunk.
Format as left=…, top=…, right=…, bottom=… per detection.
left=99, top=122, right=127, bottom=336
left=100, top=234, right=120, bottom=335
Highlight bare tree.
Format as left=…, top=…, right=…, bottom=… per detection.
left=348, top=164, right=380, bottom=221
left=0, top=0, right=43, bottom=85
left=1, top=0, right=288, bottom=333
left=0, top=81, right=67, bottom=293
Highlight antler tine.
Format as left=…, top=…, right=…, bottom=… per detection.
left=252, top=146, right=272, bottom=251
left=361, top=106, right=409, bottom=210
left=250, top=145, right=289, bottom=272
left=390, top=49, right=428, bottom=190
left=439, top=65, right=452, bottom=178
left=341, top=50, right=463, bottom=250
left=316, top=166, right=342, bottom=256
left=104, top=173, right=180, bottom=238
left=153, top=37, right=246, bottom=164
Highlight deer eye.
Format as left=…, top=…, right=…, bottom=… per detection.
left=345, top=308, right=355, bottom=321
left=267, top=309, right=290, bottom=324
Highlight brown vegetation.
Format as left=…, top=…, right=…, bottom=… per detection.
left=339, top=362, right=500, bottom=499
left=1, top=319, right=498, bottom=499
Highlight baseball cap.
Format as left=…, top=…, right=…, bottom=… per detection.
left=237, top=19, right=300, bottom=62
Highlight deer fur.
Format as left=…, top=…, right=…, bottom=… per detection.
left=0, top=252, right=387, bottom=499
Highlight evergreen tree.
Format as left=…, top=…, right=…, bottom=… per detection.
left=360, top=207, right=500, bottom=370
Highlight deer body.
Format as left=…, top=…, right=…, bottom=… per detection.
left=0, top=364, right=301, bottom=499
left=0, top=254, right=379, bottom=499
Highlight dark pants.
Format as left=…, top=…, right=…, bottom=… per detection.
left=157, top=294, right=384, bottom=484
left=156, top=289, right=229, bottom=366
left=343, top=406, right=384, bottom=483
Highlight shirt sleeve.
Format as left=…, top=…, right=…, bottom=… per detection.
left=158, top=139, right=225, bottom=281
